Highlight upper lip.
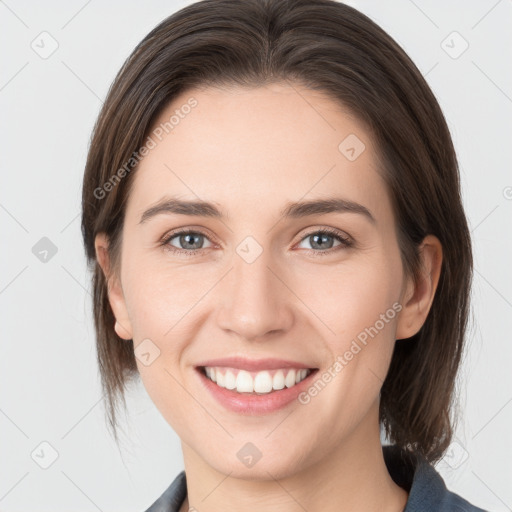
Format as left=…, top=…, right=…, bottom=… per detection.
left=196, top=357, right=317, bottom=372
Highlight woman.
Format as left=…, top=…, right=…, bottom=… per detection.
left=81, top=0, right=487, bottom=510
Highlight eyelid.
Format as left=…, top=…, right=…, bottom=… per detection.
left=159, top=226, right=219, bottom=246
left=293, top=227, right=354, bottom=256
left=297, top=226, right=352, bottom=245
left=160, top=225, right=354, bottom=255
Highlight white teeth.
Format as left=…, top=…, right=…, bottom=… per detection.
left=224, top=369, right=236, bottom=390
left=254, top=371, right=273, bottom=393
left=203, top=366, right=312, bottom=394
left=273, top=370, right=285, bottom=390
left=285, top=370, right=296, bottom=388
left=236, top=370, right=253, bottom=392
left=205, top=367, right=217, bottom=382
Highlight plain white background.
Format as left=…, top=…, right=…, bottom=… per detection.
left=1, top=0, right=511, bottom=510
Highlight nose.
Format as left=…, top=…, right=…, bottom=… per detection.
left=215, top=247, right=294, bottom=342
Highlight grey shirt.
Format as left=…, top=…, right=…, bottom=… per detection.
left=144, top=445, right=488, bottom=511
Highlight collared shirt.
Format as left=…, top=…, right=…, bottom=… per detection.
left=143, top=445, right=488, bottom=511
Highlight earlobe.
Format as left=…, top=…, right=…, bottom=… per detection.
left=395, top=235, right=443, bottom=340
left=94, top=232, right=133, bottom=341
left=114, top=320, right=132, bottom=339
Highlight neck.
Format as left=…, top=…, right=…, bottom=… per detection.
left=179, top=403, right=408, bottom=512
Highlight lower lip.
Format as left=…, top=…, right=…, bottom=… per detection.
left=195, top=367, right=319, bottom=415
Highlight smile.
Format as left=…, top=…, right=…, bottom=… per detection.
left=194, top=356, right=319, bottom=414
left=202, top=366, right=313, bottom=395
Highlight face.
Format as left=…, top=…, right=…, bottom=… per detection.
left=98, top=82, right=422, bottom=480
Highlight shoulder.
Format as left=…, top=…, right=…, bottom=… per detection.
left=383, top=445, right=489, bottom=512
left=143, top=471, right=187, bottom=512
left=143, top=448, right=489, bottom=512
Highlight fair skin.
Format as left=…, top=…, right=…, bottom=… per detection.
left=95, top=82, right=442, bottom=512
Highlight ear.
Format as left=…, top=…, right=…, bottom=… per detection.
left=395, top=235, right=443, bottom=340
left=95, top=232, right=133, bottom=340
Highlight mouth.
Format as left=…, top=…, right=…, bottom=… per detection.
left=194, top=361, right=320, bottom=415
left=196, top=365, right=318, bottom=395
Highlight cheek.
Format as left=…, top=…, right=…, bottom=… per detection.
left=298, top=251, right=402, bottom=343
left=118, top=250, right=195, bottom=403
left=295, top=249, right=403, bottom=409
left=122, top=261, right=195, bottom=433
left=120, top=247, right=203, bottom=339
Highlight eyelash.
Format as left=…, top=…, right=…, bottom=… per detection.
left=159, top=227, right=353, bottom=257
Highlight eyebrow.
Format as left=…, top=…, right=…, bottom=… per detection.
left=139, top=196, right=376, bottom=225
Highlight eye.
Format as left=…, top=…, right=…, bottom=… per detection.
left=161, top=229, right=213, bottom=255
left=160, top=227, right=353, bottom=257
left=296, top=228, right=353, bottom=255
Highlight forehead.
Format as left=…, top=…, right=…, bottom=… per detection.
left=126, top=82, right=390, bottom=223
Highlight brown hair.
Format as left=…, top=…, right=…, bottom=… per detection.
left=81, top=0, right=472, bottom=463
